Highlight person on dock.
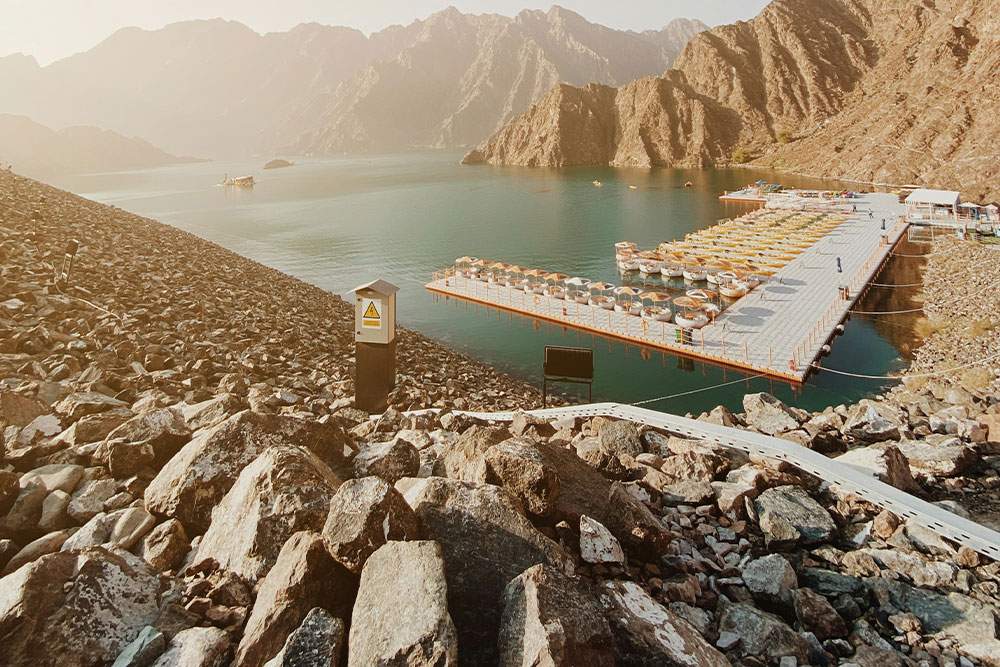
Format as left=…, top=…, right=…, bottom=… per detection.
left=837, top=257, right=842, bottom=273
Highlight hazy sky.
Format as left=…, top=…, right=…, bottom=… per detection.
left=2, top=0, right=770, bottom=65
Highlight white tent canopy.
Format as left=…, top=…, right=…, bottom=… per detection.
left=905, top=189, right=961, bottom=207
left=959, top=202, right=981, bottom=208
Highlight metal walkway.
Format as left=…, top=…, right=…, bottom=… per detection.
left=403, top=402, right=1000, bottom=561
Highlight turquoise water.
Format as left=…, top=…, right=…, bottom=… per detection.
left=55, top=152, right=923, bottom=414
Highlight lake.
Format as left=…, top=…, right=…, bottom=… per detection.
left=54, top=151, right=927, bottom=414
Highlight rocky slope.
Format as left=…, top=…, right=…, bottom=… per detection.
left=293, top=9, right=705, bottom=154
left=3, top=170, right=1000, bottom=666
left=466, top=0, right=1000, bottom=201
left=0, top=115, right=198, bottom=180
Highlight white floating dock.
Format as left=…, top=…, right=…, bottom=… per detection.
left=427, top=194, right=908, bottom=384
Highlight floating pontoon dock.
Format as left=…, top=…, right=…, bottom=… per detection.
left=426, top=193, right=908, bottom=384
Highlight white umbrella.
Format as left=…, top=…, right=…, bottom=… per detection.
left=565, top=277, right=591, bottom=287
left=959, top=202, right=981, bottom=208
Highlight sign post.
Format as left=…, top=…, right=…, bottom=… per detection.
left=542, top=346, right=594, bottom=407
left=352, top=279, right=399, bottom=413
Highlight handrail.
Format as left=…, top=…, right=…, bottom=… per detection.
left=396, top=402, right=1000, bottom=561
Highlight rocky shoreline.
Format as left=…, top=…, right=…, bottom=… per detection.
left=2, top=170, right=1000, bottom=667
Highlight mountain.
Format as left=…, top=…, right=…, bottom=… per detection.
left=0, top=19, right=406, bottom=158
left=465, top=0, right=1000, bottom=200
left=0, top=8, right=708, bottom=160
left=636, top=18, right=711, bottom=58
left=0, top=114, right=196, bottom=178
left=293, top=7, right=705, bottom=154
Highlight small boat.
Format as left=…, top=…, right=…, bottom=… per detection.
left=590, top=295, right=615, bottom=309
left=638, top=262, right=662, bottom=275
left=660, top=265, right=684, bottom=278
left=683, top=269, right=708, bottom=282
left=529, top=282, right=546, bottom=295
left=684, top=181, right=693, bottom=188
left=685, top=289, right=712, bottom=301
left=706, top=272, right=721, bottom=285
left=573, top=291, right=590, bottom=304
left=629, top=185, right=638, bottom=190
left=220, top=173, right=255, bottom=188
left=593, top=180, right=603, bottom=188
left=617, top=258, right=640, bottom=272
left=641, top=306, right=672, bottom=322
left=543, top=286, right=566, bottom=299
left=675, top=310, right=710, bottom=328
left=719, top=281, right=749, bottom=299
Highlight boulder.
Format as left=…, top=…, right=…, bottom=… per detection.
left=2, top=527, right=77, bottom=575
left=235, top=532, right=356, bottom=667
left=498, top=564, right=613, bottom=667
left=194, top=445, right=343, bottom=583
left=743, top=554, right=798, bottom=604
left=321, top=477, right=418, bottom=574
left=579, top=515, right=624, bottom=564
left=262, top=608, right=344, bottom=667
left=109, top=507, right=156, bottom=550
left=860, top=548, right=959, bottom=588
left=140, top=519, right=189, bottom=572
left=597, top=420, right=642, bottom=462
left=0, top=547, right=178, bottom=667
left=150, top=627, right=230, bottom=667
left=718, top=602, right=810, bottom=663
left=67, top=477, right=118, bottom=523
left=0, top=469, right=18, bottom=514
left=894, top=438, right=976, bottom=478
left=791, top=588, right=847, bottom=639
left=182, top=394, right=242, bottom=431
left=353, top=437, right=419, bottom=483
left=398, top=477, right=572, bottom=665
left=61, top=511, right=120, bottom=551
left=432, top=424, right=509, bottom=482
left=598, top=579, right=729, bottom=666
left=2, top=481, right=48, bottom=536
left=54, top=411, right=133, bottom=447
left=19, top=463, right=84, bottom=494
left=348, top=541, right=457, bottom=667
left=483, top=436, right=561, bottom=516
left=661, top=480, right=714, bottom=505
left=835, top=444, right=921, bottom=493
left=743, top=393, right=800, bottom=435
left=99, top=407, right=191, bottom=466
left=843, top=403, right=899, bottom=442
left=54, top=392, right=128, bottom=420
left=144, top=410, right=355, bottom=532
left=754, top=485, right=836, bottom=547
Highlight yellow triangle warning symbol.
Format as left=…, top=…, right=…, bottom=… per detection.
left=363, top=301, right=380, bottom=319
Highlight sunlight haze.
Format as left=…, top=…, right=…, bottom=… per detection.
left=2, top=0, right=769, bottom=64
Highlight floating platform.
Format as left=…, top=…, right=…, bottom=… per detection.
left=426, top=194, right=908, bottom=384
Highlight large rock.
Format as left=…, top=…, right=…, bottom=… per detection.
left=894, top=438, right=977, bottom=478
left=140, top=519, right=190, bottom=572
left=579, top=515, right=624, bottom=564
left=263, top=608, right=344, bottom=667
left=432, top=424, right=509, bottom=482
left=754, top=485, right=836, bottom=547
left=598, top=580, right=729, bottom=666
left=743, top=554, right=798, bottom=604
left=0, top=547, right=178, bottom=667
left=597, top=420, right=643, bottom=462
left=843, top=403, right=900, bottom=442
left=398, top=477, right=572, bottom=665
left=18, top=463, right=83, bottom=494
left=321, top=477, right=418, bottom=574
left=54, top=392, right=128, bottom=420
left=835, top=444, right=921, bottom=493
left=235, top=532, right=356, bottom=667
left=97, top=407, right=191, bottom=469
left=743, top=393, right=800, bottom=435
left=483, top=436, right=561, bottom=517
left=348, top=540, right=457, bottom=667
left=151, top=627, right=230, bottom=667
left=353, top=437, right=420, bottom=483
left=144, top=410, right=355, bottom=531
left=791, top=588, right=847, bottom=640
left=499, top=564, right=613, bottom=667
left=182, top=394, right=242, bottom=431
left=718, top=602, right=810, bottom=663
left=1, top=390, right=50, bottom=428
left=193, top=445, right=343, bottom=583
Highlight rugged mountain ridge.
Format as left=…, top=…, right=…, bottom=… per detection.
left=0, top=8, right=707, bottom=160
left=0, top=114, right=196, bottom=179
left=294, top=8, right=708, bottom=154
left=466, top=0, right=1000, bottom=200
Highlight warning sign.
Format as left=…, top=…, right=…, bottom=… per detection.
left=362, top=298, right=382, bottom=329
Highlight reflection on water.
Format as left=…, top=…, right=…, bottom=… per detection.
left=54, top=152, right=925, bottom=415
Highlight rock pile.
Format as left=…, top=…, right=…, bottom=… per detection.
left=2, top=171, right=1000, bottom=666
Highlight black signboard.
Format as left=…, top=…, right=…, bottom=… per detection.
left=542, top=346, right=594, bottom=406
